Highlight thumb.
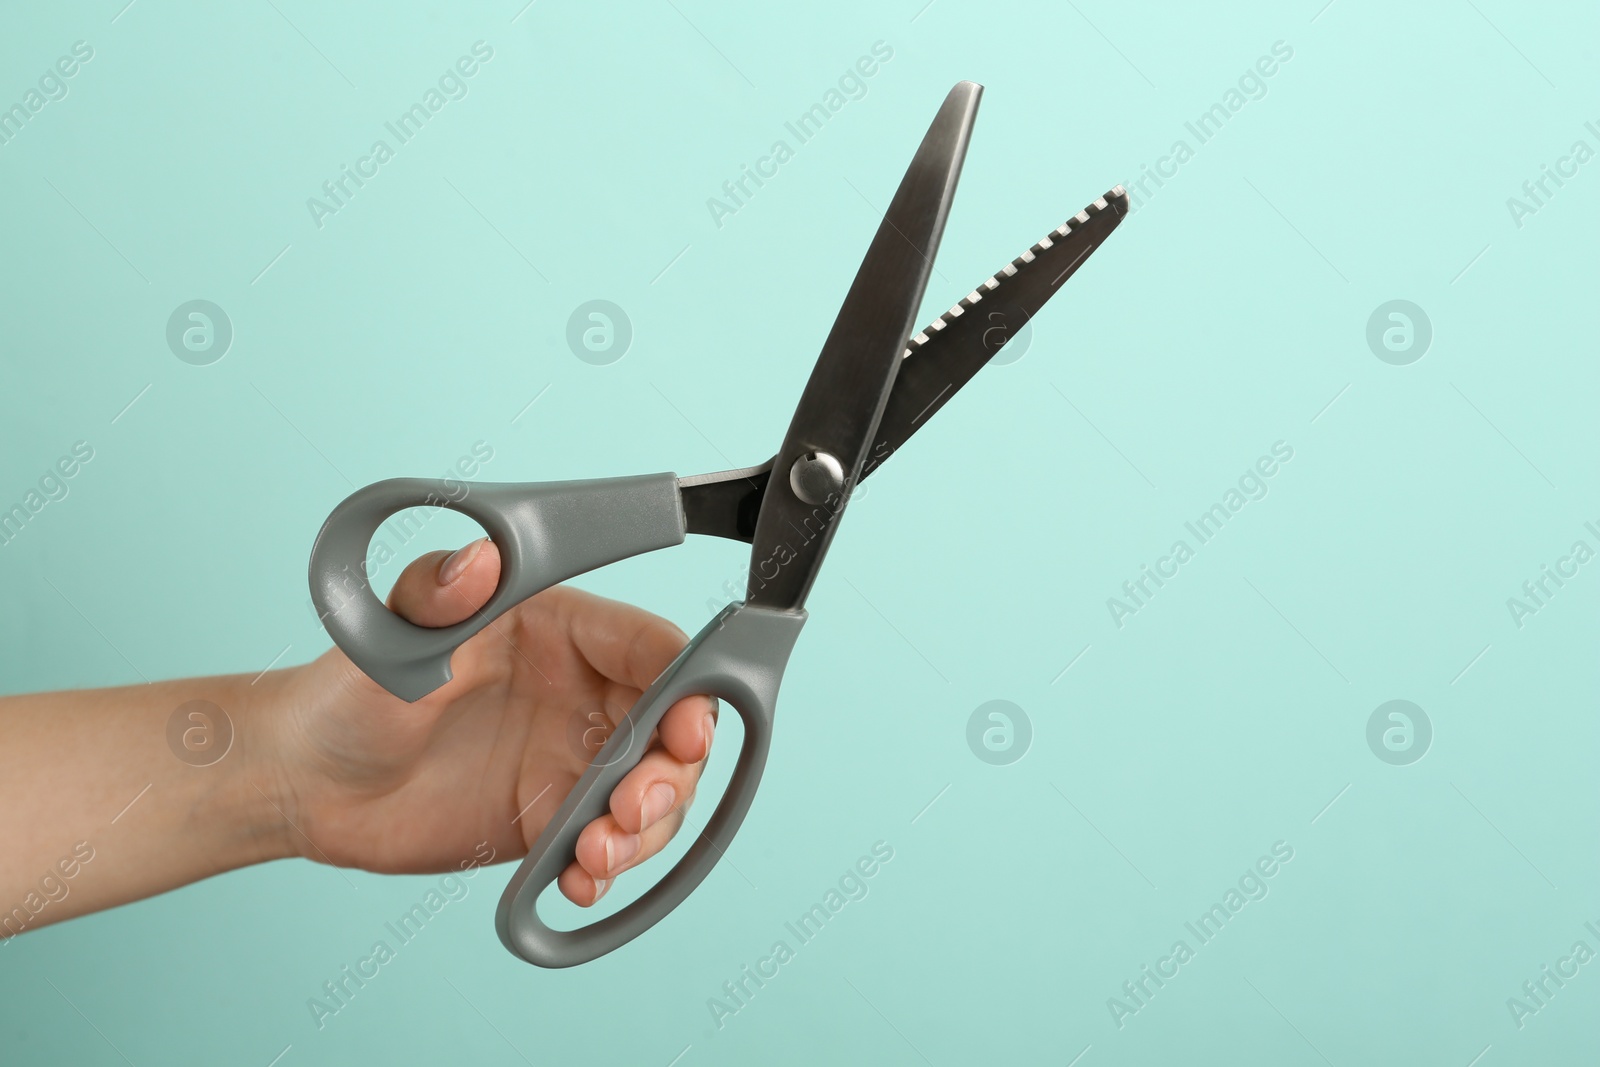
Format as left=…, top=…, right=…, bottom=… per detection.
left=386, top=537, right=502, bottom=627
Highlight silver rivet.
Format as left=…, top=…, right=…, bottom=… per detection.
left=789, top=451, right=845, bottom=506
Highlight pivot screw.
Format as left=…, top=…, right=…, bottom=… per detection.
left=789, top=451, right=845, bottom=506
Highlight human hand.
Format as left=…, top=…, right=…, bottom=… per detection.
left=263, top=538, right=715, bottom=905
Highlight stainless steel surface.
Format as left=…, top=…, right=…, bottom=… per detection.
left=676, top=187, right=1128, bottom=546
left=679, top=461, right=771, bottom=543
left=745, top=80, right=982, bottom=610
left=788, top=451, right=844, bottom=506
left=868, top=186, right=1129, bottom=477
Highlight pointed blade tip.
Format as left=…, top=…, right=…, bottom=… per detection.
left=942, top=81, right=983, bottom=114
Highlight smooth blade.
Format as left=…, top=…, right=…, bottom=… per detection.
left=745, top=81, right=981, bottom=609
left=682, top=186, right=1128, bottom=544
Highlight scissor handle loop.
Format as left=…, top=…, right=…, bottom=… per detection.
left=496, top=602, right=807, bottom=967
left=307, top=474, right=685, bottom=702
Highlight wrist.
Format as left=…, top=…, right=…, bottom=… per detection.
left=238, top=647, right=388, bottom=867
left=212, top=666, right=307, bottom=868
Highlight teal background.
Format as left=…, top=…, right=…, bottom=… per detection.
left=2, top=0, right=1597, bottom=1063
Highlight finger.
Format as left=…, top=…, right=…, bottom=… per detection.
left=570, top=800, right=691, bottom=884
left=571, top=812, right=641, bottom=883
left=560, top=726, right=711, bottom=904
left=558, top=588, right=717, bottom=761
left=607, top=744, right=705, bottom=836
left=656, top=694, right=717, bottom=765
left=557, top=861, right=610, bottom=907
left=556, top=586, right=693, bottom=692
left=386, top=538, right=501, bottom=627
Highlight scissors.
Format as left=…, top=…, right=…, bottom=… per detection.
left=308, top=80, right=1126, bottom=967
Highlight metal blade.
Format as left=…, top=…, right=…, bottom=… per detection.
left=681, top=185, right=1128, bottom=544
left=865, top=186, right=1128, bottom=478
left=679, top=461, right=771, bottom=543
left=744, top=81, right=981, bottom=610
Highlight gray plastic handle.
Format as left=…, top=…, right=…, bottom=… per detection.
left=496, top=601, right=808, bottom=968
left=307, top=474, right=686, bottom=702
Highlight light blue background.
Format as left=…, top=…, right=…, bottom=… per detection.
left=2, top=0, right=1597, bottom=1063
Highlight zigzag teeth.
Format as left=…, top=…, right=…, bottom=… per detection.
left=903, top=186, right=1120, bottom=358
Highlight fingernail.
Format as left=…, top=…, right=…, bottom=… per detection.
left=702, top=711, right=716, bottom=753
left=439, top=538, right=484, bottom=586
left=605, top=832, right=641, bottom=874
left=640, top=782, right=676, bottom=830
left=592, top=878, right=610, bottom=902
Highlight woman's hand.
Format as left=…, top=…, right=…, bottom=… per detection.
left=267, top=538, right=716, bottom=905
left=0, top=537, right=712, bottom=935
